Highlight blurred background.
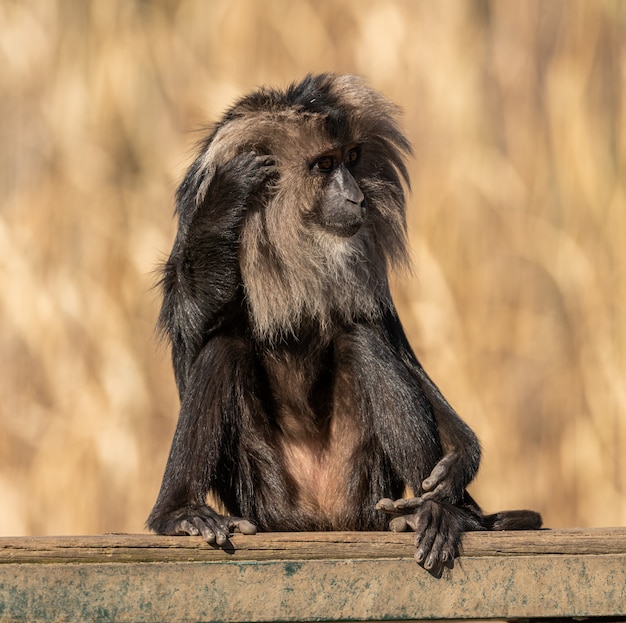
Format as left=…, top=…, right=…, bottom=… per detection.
left=1, top=0, right=624, bottom=536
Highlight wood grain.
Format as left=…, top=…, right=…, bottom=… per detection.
left=2, top=527, right=626, bottom=562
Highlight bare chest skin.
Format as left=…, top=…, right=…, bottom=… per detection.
left=263, top=345, right=363, bottom=528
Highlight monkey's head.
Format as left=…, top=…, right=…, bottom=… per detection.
left=185, top=74, right=413, bottom=342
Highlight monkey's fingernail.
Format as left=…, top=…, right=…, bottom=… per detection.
left=376, top=498, right=394, bottom=511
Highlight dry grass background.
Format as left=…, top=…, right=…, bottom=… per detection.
left=1, top=0, right=624, bottom=537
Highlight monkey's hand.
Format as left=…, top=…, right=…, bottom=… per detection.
left=151, top=505, right=257, bottom=547
left=376, top=497, right=482, bottom=576
left=419, top=452, right=471, bottom=505
left=218, top=152, right=278, bottom=211
left=180, top=151, right=277, bottom=255
left=176, top=150, right=278, bottom=241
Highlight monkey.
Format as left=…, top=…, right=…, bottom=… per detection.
left=147, top=73, right=542, bottom=573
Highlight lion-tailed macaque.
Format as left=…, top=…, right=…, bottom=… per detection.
left=148, top=73, right=541, bottom=573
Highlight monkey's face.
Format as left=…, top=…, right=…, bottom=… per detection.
left=195, top=74, right=414, bottom=340
left=309, top=143, right=367, bottom=238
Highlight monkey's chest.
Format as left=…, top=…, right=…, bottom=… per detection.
left=262, top=348, right=365, bottom=528
left=276, top=407, right=362, bottom=529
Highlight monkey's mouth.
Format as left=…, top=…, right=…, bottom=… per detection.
left=322, top=219, right=364, bottom=237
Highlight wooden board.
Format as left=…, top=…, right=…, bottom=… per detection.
left=1, top=529, right=626, bottom=622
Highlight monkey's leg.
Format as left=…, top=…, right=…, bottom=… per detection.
left=344, top=322, right=486, bottom=571
left=340, top=325, right=467, bottom=570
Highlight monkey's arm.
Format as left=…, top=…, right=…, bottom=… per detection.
left=382, top=307, right=481, bottom=505
left=146, top=335, right=257, bottom=545
left=376, top=310, right=542, bottom=571
left=160, top=152, right=276, bottom=394
left=344, top=322, right=484, bottom=573
left=344, top=323, right=444, bottom=490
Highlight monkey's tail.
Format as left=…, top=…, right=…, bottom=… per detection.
left=483, top=509, right=543, bottom=531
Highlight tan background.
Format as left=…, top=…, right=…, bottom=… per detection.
left=1, top=0, right=624, bottom=536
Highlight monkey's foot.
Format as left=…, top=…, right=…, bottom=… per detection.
left=377, top=497, right=477, bottom=575
left=149, top=505, right=257, bottom=547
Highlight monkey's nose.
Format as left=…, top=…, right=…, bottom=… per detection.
left=346, top=186, right=365, bottom=208
left=344, top=196, right=367, bottom=222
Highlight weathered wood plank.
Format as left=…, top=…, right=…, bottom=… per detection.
left=1, top=529, right=625, bottom=622
left=2, top=528, right=626, bottom=562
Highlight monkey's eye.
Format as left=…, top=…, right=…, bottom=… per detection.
left=312, top=156, right=337, bottom=173
left=345, top=146, right=361, bottom=168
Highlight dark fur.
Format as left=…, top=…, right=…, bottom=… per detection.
left=148, top=73, right=541, bottom=572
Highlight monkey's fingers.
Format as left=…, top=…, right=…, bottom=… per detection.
left=376, top=497, right=424, bottom=515
left=177, top=519, right=200, bottom=537
left=388, top=510, right=450, bottom=576
left=194, top=514, right=256, bottom=544
left=413, top=509, right=440, bottom=567
left=375, top=498, right=397, bottom=513
left=192, top=515, right=231, bottom=546
left=238, top=152, right=279, bottom=190
left=389, top=516, right=409, bottom=532
left=386, top=503, right=455, bottom=573
left=171, top=515, right=226, bottom=545
left=228, top=517, right=257, bottom=535
left=422, top=455, right=455, bottom=492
